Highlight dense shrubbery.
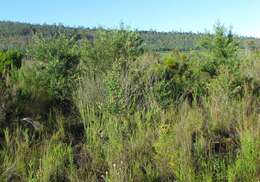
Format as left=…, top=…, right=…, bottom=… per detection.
left=0, top=50, right=23, bottom=127
left=121, top=26, right=246, bottom=110
left=0, top=25, right=260, bottom=181
left=29, top=34, right=81, bottom=107
left=0, top=50, right=23, bottom=76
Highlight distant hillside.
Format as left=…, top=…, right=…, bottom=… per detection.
left=0, top=21, right=260, bottom=51
left=0, top=21, right=94, bottom=50
left=140, top=30, right=260, bottom=51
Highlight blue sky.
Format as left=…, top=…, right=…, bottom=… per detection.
left=1, top=0, right=260, bottom=37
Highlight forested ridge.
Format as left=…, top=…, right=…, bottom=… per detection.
left=1, top=20, right=260, bottom=51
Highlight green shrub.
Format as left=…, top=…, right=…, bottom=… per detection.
left=80, top=28, right=144, bottom=76
left=29, top=34, right=81, bottom=108
left=199, top=24, right=240, bottom=76
left=150, top=50, right=193, bottom=107
left=0, top=50, right=23, bottom=126
left=0, top=50, right=23, bottom=77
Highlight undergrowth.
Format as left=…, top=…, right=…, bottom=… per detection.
left=0, top=25, right=260, bottom=182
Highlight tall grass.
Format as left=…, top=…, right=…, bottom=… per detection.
left=0, top=63, right=260, bottom=181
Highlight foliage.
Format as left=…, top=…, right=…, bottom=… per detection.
left=0, top=50, right=23, bottom=78
left=199, top=25, right=240, bottom=76
left=80, top=28, right=144, bottom=76
left=0, top=24, right=260, bottom=182
left=29, top=34, right=81, bottom=108
left=151, top=50, right=192, bottom=107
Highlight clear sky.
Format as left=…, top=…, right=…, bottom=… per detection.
left=1, top=0, right=260, bottom=37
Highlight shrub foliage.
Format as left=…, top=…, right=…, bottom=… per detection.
left=0, top=25, right=260, bottom=182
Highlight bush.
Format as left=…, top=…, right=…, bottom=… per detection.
left=199, top=24, right=240, bottom=76
left=150, top=25, right=242, bottom=108
left=0, top=50, right=23, bottom=77
left=80, top=28, right=144, bottom=76
left=29, top=34, right=81, bottom=109
left=0, top=50, right=23, bottom=127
